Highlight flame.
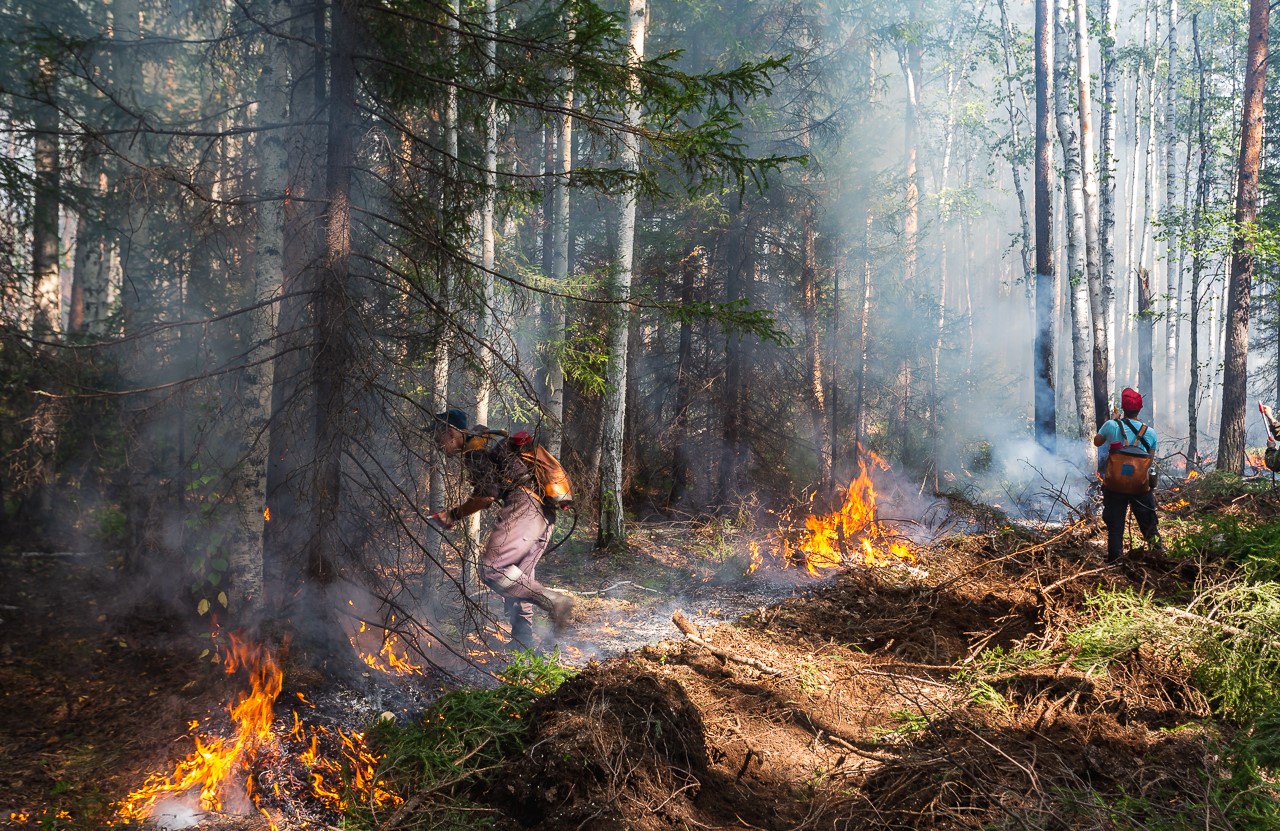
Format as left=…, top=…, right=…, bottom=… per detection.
left=115, top=634, right=407, bottom=826
left=1247, top=450, right=1268, bottom=471
left=116, top=633, right=282, bottom=824
left=775, top=452, right=915, bottom=575
left=263, top=506, right=271, bottom=522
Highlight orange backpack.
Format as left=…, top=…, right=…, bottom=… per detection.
left=1103, top=420, right=1154, bottom=494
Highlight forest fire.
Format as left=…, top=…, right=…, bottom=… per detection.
left=112, top=633, right=405, bottom=827
left=115, top=633, right=282, bottom=825
left=756, top=452, right=915, bottom=576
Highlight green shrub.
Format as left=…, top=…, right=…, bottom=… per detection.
left=339, top=651, right=576, bottom=830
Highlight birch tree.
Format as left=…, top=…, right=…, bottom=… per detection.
left=1056, top=0, right=1090, bottom=437
left=597, top=0, right=645, bottom=550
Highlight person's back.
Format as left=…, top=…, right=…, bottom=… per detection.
left=1092, top=388, right=1162, bottom=563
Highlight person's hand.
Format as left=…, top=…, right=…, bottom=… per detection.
left=1109, top=403, right=1121, bottom=420
left=1261, top=401, right=1273, bottom=419
left=429, top=511, right=455, bottom=531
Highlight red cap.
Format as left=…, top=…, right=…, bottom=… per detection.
left=1121, top=387, right=1143, bottom=411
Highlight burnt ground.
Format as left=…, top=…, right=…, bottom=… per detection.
left=2, top=479, right=1276, bottom=830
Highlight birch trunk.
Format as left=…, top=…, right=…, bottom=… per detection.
left=227, top=0, right=290, bottom=622
left=597, top=0, right=645, bottom=549
left=1056, top=0, right=1091, bottom=438
left=1099, top=0, right=1118, bottom=396
left=474, top=0, right=498, bottom=426
left=1074, top=0, right=1108, bottom=429
left=544, top=62, right=573, bottom=457
left=1163, top=0, right=1179, bottom=433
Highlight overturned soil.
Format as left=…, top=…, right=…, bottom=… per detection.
left=2, top=476, right=1273, bottom=829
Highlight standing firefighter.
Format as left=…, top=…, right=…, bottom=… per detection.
left=430, top=408, right=574, bottom=650
left=1093, top=387, right=1163, bottom=564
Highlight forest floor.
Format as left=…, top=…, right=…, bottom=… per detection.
left=3, top=473, right=1279, bottom=830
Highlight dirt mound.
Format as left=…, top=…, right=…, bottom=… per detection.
left=501, top=665, right=707, bottom=831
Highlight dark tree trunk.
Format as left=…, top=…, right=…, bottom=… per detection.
left=1217, top=0, right=1269, bottom=473
left=1034, top=0, right=1057, bottom=451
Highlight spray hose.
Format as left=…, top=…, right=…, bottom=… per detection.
left=544, top=504, right=578, bottom=558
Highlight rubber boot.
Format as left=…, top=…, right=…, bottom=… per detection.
left=506, top=617, right=534, bottom=652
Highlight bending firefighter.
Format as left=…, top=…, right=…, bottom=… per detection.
left=1093, top=387, right=1163, bottom=564
left=431, top=408, right=574, bottom=650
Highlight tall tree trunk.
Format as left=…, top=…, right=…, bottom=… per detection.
left=474, top=0, right=498, bottom=427
left=1137, top=3, right=1159, bottom=420
left=1217, top=0, right=1270, bottom=472
left=1073, top=0, right=1108, bottom=430
left=264, top=0, right=324, bottom=614
left=1056, top=0, right=1090, bottom=438
left=1163, top=0, right=1180, bottom=434
left=228, top=0, right=291, bottom=624
left=32, top=58, right=60, bottom=338
left=597, top=0, right=645, bottom=549
left=716, top=213, right=752, bottom=505
left=1099, top=0, right=1118, bottom=396
left=1187, top=9, right=1210, bottom=466
left=997, top=0, right=1033, bottom=285
left=1034, top=0, right=1058, bottom=450
left=543, top=42, right=574, bottom=457
left=307, top=0, right=359, bottom=665
left=668, top=247, right=700, bottom=507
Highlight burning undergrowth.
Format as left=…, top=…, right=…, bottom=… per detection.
left=9, top=471, right=1280, bottom=830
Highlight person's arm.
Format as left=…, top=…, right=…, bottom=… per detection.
left=432, top=494, right=495, bottom=529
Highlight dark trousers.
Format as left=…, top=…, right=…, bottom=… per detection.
left=1102, top=488, right=1159, bottom=560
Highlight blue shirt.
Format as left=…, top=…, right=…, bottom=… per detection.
left=1096, top=418, right=1157, bottom=473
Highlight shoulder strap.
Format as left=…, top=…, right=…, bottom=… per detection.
left=1122, top=419, right=1153, bottom=452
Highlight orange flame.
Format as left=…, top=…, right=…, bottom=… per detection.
left=776, top=452, right=915, bottom=575
left=116, top=634, right=282, bottom=824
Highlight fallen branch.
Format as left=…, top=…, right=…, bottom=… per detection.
left=672, top=610, right=782, bottom=676
left=575, top=580, right=661, bottom=597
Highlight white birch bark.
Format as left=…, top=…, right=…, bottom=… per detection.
left=597, top=0, right=645, bottom=548
left=1074, top=0, right=1107, bottom=430
left=1100, top=0, right=1118, bottom=393
left=1056, top=0, right=1091, bottom=437
left=1162, top=0, right=1179, bottom=432
left=544, top=56, right=573, bottom=457
left=227, top=0, right=290, bottom=621
left=474, top=0, right=498, bottom=427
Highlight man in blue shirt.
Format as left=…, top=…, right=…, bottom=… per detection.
left=1092, top=387, right=1162, bottom=564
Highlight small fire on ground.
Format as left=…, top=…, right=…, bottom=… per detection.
left=113, top=633, right=398, bottom=828
left=752, top=450, right=915, bottom=576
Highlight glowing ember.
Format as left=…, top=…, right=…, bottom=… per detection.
left=115, top=633, right=282, bottom=825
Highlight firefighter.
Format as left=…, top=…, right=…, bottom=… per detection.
left=430, top=408, right=574, bottom=650
left=1261, top=402, right=1280, bottom=472
left=1092, top=387, right=1162, bottom=564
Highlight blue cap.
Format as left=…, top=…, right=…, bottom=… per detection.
left=434, top=408, right=468, bottom=431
